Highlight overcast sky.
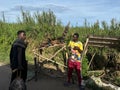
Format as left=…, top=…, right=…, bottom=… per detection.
left=0, top=0, right=120, bottom=26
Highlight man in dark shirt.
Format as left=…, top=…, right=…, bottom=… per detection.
left=10, top=30, right=28, bottom=83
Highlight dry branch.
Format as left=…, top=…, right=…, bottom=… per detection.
left=33, top=51, right=67, bottom=68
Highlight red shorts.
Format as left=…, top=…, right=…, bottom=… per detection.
left=68, top=59, right=81, bottom=70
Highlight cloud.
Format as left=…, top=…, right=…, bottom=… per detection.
left=10, top=5, right=43, bottom=11
left=45, top=4, right=71, bottom=13
left=68, top=0, right=120, bottom=22
left=1, top=0, right=120, bottom=26
left=10, top=4, right=71, bottom=13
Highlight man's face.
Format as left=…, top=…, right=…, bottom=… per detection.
left=72, top=35, right=78, bottom=42
left=19, top=32, right=26, bottom=41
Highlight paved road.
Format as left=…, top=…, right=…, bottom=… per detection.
left=0, top=64, right=79, bottom=90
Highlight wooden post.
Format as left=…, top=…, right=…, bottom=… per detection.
left=50, top=45, right=66, bottom=60
left=88, top=52, right=96, bottom=70
left=81, top=37, right=89, bottom=61
left=34, top=57, right=38, bottom=81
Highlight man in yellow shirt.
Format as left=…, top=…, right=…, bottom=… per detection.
left=64, top=33, right=83, bottom=88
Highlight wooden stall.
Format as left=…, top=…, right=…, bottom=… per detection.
left=81, top=35, right=120, bottom=73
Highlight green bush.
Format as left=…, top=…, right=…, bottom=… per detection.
left=82, top=56, right=89, bottom=77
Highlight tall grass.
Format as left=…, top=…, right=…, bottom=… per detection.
left=0, top=10, right=120, bottom=72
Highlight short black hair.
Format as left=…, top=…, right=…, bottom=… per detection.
left=73, top=33, right=79, bottom=38
left=17, top=30, right=26, bottom=35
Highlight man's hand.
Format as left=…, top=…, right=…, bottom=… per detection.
left=68, top=46, right=71, bottom=51
left=25, top=41, right=29, bottom=46
left=73, top=46, right=79, bottom=50
left=18, top=66, right=24, bottom=70
left=73, top=46, right=83, bottom=53
left=12, top=69, right=18, bottom=73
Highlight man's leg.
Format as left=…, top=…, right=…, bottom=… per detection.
left=67, top=67, right=73, bottom=83
left=22, top=66, right=28, bottom=82
left=75, top=61, right=82, bottom=86
left=67, top=59, right=74, bottom=83
left=21, top=69, right=27, bottom=82
left=9, top=71, right=16, bottom=90
left=64, top=59, right=74, bottom=86
left=10, top=70, right=17, bottom=83
left=22, top=60, right=28, bottom=82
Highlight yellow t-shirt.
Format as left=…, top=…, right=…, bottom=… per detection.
left=68, top=40, right=83, bottom=58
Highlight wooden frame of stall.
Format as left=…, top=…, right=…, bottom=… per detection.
left=32, top=22, right=70, bottom=81
left=33, top=43, right=68, bottom=81
left=33, top=35, right=120, bottom=81
left=82, top=35, right=120, bottom=74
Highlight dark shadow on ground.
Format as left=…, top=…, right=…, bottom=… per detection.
left=0, top=64, right=11, bottom=90
left=0, top=63, right=79, bottom=90
left=0, top=62, right=118, bottom=90
left=27, top=61, right=79, bottom=90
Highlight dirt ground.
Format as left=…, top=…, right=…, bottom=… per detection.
left=0, top=63, right=81, bottom=90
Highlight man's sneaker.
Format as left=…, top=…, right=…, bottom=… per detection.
left=79, top=85, right=85, bottom=90
left=64, top=82, right=72, bottom=87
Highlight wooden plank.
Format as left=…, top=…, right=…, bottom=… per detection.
left=88, top=41, right=118, bottom=45
left=88, top=53, right=96, bottom=70
left=39, top=43, right=65, bottom=49
left=88, top=43, right=119, bottom=48
left=89, top=35, right=120, bottom=40
left=87, top=35, right=120, bottom=48
left=80, top=38, right=89, bottom=61
left=88, top=44, right=118, bottom=48
left=88, top=70, right=104, bottom=73
left=89, top=38, right=120, bottom=43
left=83, top=38, right=89, bottom=54
left=50, top=45, right=66, bottom=59
left=88, top=44, right=109, bottom=48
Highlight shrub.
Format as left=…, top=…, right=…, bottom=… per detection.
left=82, top=56, right=89, bottom=78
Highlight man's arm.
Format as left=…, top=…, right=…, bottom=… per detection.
left=10, top=46, right=13, bottom=68
left=17, top=47, right=23, bottom=70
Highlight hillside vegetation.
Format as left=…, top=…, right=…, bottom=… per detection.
left=0, top=10, right=120, bottom=88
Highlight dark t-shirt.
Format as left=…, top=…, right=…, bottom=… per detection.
left=10, top=39, right=27, bottom=70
